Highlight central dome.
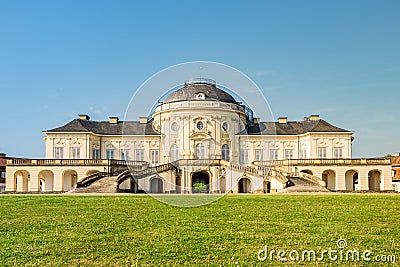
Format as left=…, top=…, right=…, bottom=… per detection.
left=164, top=78, right=237, bottom=104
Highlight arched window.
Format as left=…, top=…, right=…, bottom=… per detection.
left=196, top=143, right=205, bottom=159
left=222, top=144, right=230, bottom=161
left=170, top=144, right=179, bottom=162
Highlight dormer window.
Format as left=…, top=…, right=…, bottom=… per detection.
left=196, top=93, right=205, bottom=100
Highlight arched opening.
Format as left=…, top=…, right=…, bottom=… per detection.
left=62, top=170, right=77, bottom=191
left=14, top=170, right=29, bottom=192
left=238, top=177, right=252, bottom=193
left=192, top=171, right=209, bottom=193
left=85, top=169, right=100, bottom=177
left=150, top=177, right=163, bottom=193
left=368, top=170, right=382, bottom=191
left=300, top=169, right=313, bottom=176
left=263, top=180, right=270, bottom=193
left=38, top=170, right=54, bottom=192
left=119, top=175, right=138, bottom=193
left=322, top=170, right=336, bottom=191
left=345, top=170, right=358, bottom=191
left=222, top=144, right=230, bottom=161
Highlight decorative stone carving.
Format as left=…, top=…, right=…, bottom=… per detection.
left=120, top=142, right=130, bottom=149
left=284, top=141, right=295, bottom=149
left=149, top=141, right=159, bottom=148
left=54, top=138, right=66, bottom=146
left=333, top=139, right=344, bottom=147
left=269, top=142, right=280, bottom=149
left=135, top=141, right=145, bottom=148
left=317, top=139, right=328, bottom=147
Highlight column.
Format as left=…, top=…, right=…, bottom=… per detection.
left=335, top=168, right=346, bottom=191
left=358, top=168, right=369, bottom=191
left=29, top=169, right=40, bottom=192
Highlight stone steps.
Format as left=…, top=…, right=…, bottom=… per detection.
left=283, top=177, right=330, bottom=193
left=68, top=176, right=118, bottom=193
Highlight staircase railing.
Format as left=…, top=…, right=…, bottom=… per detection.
left=117, top=162, right=178, bottom=184
left=293, top=171, right=326, bottom=187
left=76, top=171, right=108, bottom=188
left=228, top=164, right=288, bottom=184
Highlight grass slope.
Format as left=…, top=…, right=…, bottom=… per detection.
left=0, top=195, right=399, bottom=266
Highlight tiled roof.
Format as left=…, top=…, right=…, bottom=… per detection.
left=165, top=83, right=237, bottom=104
left=46, top=118, right=350, bottom=136
left=45, top=119, right=160, bottom=135
left=238, top=119, right=351, bottom=135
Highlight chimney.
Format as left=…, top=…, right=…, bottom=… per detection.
left=309, top=115, right=320, bottom=121
left=78, top=114, right=90, bottom=120
left=109, top=117, right=119, bottom=124
left=278, top=117, right=287, bottom=124
left=139, top=117, right=147, bottom=124
left=253, top=117, right=260, bottom=124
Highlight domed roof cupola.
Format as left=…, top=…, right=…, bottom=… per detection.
left=164, top=78, right=237, bottom=104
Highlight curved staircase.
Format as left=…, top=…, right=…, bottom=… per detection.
left=283, top=176, right=329, bottom=193
left=69, top=176, right=118, bottom=193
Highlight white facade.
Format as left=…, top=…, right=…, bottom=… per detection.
left=5, top=79, right=393, bottom=193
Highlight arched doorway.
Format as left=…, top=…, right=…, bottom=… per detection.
left=345, top=170, right=358, bottom=191
left=14, top=170, right=30, bottom=192
left=63, top=170, right=77, bottom=191
left=322, top=170, right=336, bottom=191
left=38, top=170, right=54, bottom=192
left=150, top=177, right=163, bottom=193
left=192, top=171, right=209, bottom=193
left=238, top=177, right=251, bottom=193
left=368, top=170, right=381, bottom=191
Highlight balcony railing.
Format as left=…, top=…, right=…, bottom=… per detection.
left=6, top=158, right=149, bottom=167
left=253, top=158, right=391, bottom=166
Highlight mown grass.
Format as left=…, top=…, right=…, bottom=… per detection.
left=0, top=194, right=399, bottom=266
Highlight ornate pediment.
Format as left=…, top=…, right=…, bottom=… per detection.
left=189, top=132, right=212, bottom=140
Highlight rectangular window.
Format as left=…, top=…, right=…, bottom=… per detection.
left=300, top=149, right=307, bottom=159
left=240, top=149, right=249, bottom=165
left=106, top=149, right=115, bottom=159
left=318, top=147, right=327, bottom=159
left=0, top=172, right=5, bottom=179
left=334, top=147, right=343, bottom=159
left=284, top=149, right=294, bottom=159
left=54, top=147, right=64, bottom=159
left=269, top=149, right=279, bottom=160
left=150, top=150, right=159, bottom=166
left=72, top=147, right=80, bottom=159
left=121, top=149, right=130, bottom=160
left=92, top=149, right=100, bottom=159
left=255, top=149, right=263, bottom=162
left=135, top=149, right=145, bottom=161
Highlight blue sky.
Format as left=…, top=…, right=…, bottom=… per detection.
left=0, top=0, right=399, bottom=158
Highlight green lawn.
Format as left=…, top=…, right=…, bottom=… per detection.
left=0, top=194, right=399, bottom=266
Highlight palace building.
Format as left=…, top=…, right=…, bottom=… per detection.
left=5, top=79, right=393, bottom=193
